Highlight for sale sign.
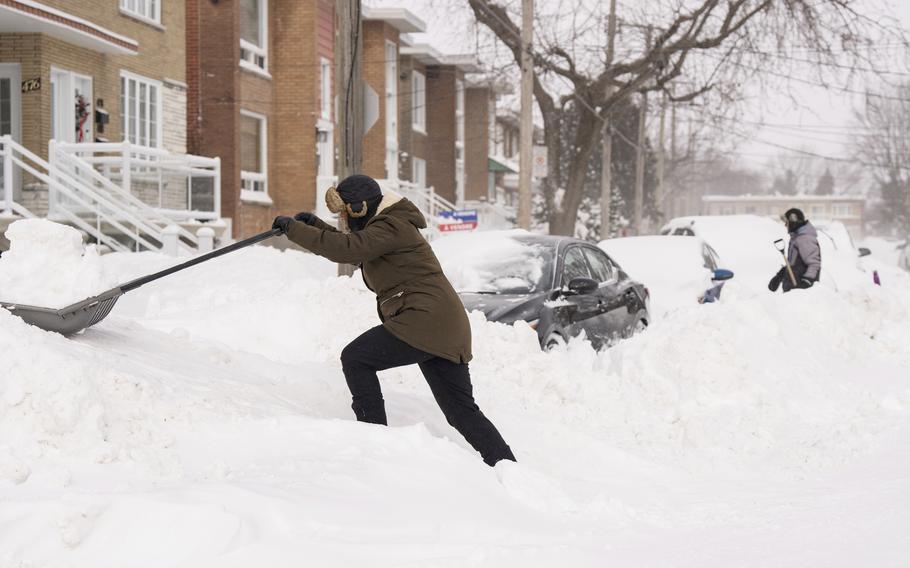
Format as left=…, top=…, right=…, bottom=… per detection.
left=438, top=209, right=479, bottom=231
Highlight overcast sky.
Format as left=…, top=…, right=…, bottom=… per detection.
left=374, top=0, right=910, bottom=189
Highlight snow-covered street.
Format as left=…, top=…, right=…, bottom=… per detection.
left=2, top=229, right=909, bottom=566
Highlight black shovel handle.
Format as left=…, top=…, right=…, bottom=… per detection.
left=120, top=228, right=284, bottom=293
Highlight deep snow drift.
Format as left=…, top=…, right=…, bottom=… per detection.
left=0, top=219, right=115, bottom=308
left=1, top=225, right=910, bottom=566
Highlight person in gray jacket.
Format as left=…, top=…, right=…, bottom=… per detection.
left=769, top=208, right=822, bottom=292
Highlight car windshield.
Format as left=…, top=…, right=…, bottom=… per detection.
left=433, top=234, right=555, bottom=294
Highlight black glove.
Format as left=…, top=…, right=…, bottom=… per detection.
left=294, top=211, right=317, bottom=225
left=272, top=216, right=293, bottom=234
left=768, top=270, right=782, bottom=292
left=798, top=277, right=814, bottom=289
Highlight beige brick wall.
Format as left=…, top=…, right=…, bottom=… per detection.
left=162, top=81, right=187, bottom=153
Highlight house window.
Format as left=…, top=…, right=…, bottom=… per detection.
left=240, top=110, right=268, bottom=200
left=120, top=72, right=160, bottom=147
left=320, top=58, right=331, bottom=120
left=411, top=71, right=425, bottom=133
left=120, top=0, right=160, bottom=24
left=412, top=157, right=426, bottom=188
left=240, top=0, right=268, bottom=73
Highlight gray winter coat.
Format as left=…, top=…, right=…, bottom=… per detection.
left=788, top=221, right=822, bottom=282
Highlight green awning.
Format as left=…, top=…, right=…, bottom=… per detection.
left=488, top=156, right=517, bottom=173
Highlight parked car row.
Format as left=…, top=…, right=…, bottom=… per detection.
left=433, top=215, right=883, bottom=352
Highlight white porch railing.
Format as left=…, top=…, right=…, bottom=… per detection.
left=463, top=199, right=516, bottom=230
left=375, top=178, right=457, bottom=229
left=53, top=141, right=221, bottom=222
left=1, top=135, right=220, bottom=254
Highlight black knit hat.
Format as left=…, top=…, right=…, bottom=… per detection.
left=337, top=175, right=382, bottom=206
left=783, top=208, right=805, bottom=224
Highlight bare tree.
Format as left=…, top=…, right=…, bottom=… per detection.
left=466, top=0, right=905, bottom=235
left=856, top=83, right=910, bottom=233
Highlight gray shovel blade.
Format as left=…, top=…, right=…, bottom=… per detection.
left=0, top=287, right=123, bottom=335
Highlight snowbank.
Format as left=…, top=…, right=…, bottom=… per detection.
left=0, top=219, right=116, bottom=308
left=2, top=242, right=910, bottom=566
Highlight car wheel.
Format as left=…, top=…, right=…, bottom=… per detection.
left=544, top=332, right=567, bottom=351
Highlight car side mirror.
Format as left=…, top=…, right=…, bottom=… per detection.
left=858, top=247, right=871, bottom=258
left=712, top=268, right=734, bottom=281
left=567, top=277, right=598, bottom=295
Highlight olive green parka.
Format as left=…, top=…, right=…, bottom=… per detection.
left=285, top=193, right=472, bottom=363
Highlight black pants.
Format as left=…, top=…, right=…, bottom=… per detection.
left=340, top=325, right=516, bottom=466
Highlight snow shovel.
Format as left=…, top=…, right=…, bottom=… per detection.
left=0, top=228, right=283, bottom=335
left=773, top=238, right=798, bottom=288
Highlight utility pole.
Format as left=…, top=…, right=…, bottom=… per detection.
left=655, top=90, right=667, bottom=225
left=599, top=0, right=618, bottom=241
left=633, top=25, right=652, bottom=235
left=517, top=0, right=533, bottom=229
left=335, top=0, right=363, bottom=275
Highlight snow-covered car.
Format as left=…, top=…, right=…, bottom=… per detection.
left=432, top=231, right=650, bottom=350
left=598, top=235, right=734, bottom=316
left=660, top=215, right=786, bottom=294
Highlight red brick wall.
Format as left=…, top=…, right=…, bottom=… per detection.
left=397, top=55, right=428, bottom=184
left=465, top=86, right=490, bottom=201
left=189, top=0, right=332, bottom=239
left=426, top=65, right=460, bottom=203
left=361, top=21, right=399, bottom=180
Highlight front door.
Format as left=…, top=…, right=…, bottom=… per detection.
left=0, top=63, right=22, bottom=202
left=50, top=67, right=93, bottom=144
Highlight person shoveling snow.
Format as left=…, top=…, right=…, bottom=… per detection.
left=272, top=174, right=516, bottom=467
left=0, top=219, right=116, bottom=309
left=768, top=208, right=822, bottom=293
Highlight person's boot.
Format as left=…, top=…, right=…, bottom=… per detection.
left=351, top=398, right=388, bottom=425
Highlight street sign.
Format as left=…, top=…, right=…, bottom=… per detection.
left=532, top=145, right=548, bottom=178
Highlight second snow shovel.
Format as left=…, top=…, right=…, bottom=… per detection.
left=773, top=238, right=798, bottom=288
left=0, top=228, right=283, bottom=335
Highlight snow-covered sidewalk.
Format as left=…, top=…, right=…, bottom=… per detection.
left=2, top=238, right=910, bottom=566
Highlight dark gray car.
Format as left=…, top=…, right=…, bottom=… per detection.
left=455, top=234, right=650, bottom=350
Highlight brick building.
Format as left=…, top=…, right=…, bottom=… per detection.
left=360, top=7, right=424, bottom=183
left=187, top=0, right=336, bottom=238
left=0, top=0, right=189, bottom=215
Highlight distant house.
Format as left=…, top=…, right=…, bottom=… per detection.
left=1, top=0, right=222, bottom=254
left=701, top=194, right=866, bottom=238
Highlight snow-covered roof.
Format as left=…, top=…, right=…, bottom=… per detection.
left=361, top=6, right=426, bottom=33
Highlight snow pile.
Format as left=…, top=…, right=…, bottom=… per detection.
left=433, top=230, right=548, bottom=293
left=460, top=284, right=910, bottom=470
left=2, top=241, right=910, bottom=566
left=0, top=219, right=116, bottom=308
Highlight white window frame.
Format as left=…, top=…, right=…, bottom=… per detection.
left=411, top=70, right=426, bottom=134
left=320, top=57, right=332, bottom=120
left=455, top=79, right=465, bottom=205
left=120, top=70, right=162, bottom=148
left=385, top=41, right=399, bottom=179
left=240, top=0, right=269, bottom=76
left=120, top=0, right=161, bottom=25
left=412, top=157, right=426, bottom=188
left=240, top=109, right=270, bottom=204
